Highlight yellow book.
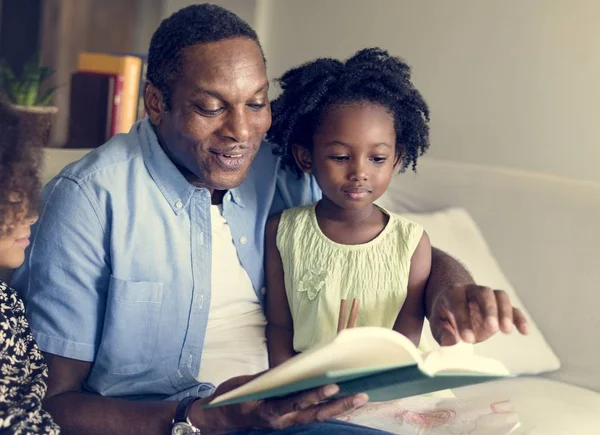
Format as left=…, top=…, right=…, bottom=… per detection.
left=77, top=53, right=142, bottom=135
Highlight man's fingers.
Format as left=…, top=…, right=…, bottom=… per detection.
left=449, top=286, right=475, bottom=343
left=290, top=393, right=369, bottom=427
left=495, top=290, right=513, bottom=333
left=513, top=306, right=529, bottom=335
left=268, top=384, right=340, bottom=416
left=467, top=285, right=499, bottom=332
left=437, top=321, right=461, bottom=346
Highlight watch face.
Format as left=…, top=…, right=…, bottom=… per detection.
left=172, top=422, right=199, bottom=435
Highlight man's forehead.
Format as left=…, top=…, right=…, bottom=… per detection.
left=180, top=38, right=266, bottom=87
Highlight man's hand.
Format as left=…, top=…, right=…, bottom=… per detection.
left=429, top=284, right=529, bottom=346
left=197, top=375, right=368, bottom=433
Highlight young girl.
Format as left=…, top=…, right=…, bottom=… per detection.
left=265, top=48, right=432, bottom=367
left=0, top=96, right=60, bottom=433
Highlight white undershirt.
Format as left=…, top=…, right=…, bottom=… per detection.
left=197, top=205, right=269, bottom=387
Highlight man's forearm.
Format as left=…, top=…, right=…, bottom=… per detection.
left=44, top=392, right=177, bottom=435
left=425, top=247, right=474, bottom=318
left=44, top=391, right=219, bottom=435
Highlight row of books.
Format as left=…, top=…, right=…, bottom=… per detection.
left=66, top=52, right=147, bottom=148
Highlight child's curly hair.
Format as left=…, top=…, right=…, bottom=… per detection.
left=268, top=48, right=430, bottom=176
left=0, top=95, right=42, bottom=237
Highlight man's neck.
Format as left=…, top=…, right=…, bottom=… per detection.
left=211, top=190, right=226, bottom=205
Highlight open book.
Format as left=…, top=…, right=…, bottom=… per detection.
left=207, top=327, right=510, bottom=408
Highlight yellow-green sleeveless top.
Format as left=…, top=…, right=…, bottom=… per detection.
left=276, top=204, right=423, bottom=352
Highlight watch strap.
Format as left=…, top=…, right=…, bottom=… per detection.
left=173, top=396, right=202, bottom=425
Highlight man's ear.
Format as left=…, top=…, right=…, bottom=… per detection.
left=292, top=144, right=312, bottom=174
left=144, top=81, right=165, bottom=125
left=393, top=147, right=405, bottom=168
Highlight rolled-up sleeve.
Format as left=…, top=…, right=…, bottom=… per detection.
left=12, top=175, right=110, bottom=362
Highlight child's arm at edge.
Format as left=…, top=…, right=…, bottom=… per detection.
left=265, top=213, right=298, bottom=368
left=392, top=230, right=432, bottom=347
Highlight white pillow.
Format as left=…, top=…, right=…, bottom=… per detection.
left=400, top=208, right=560, bottom=375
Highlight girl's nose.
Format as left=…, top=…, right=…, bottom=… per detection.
left=349, top=161, right=368, bottom=181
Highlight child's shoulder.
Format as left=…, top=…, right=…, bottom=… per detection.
left=280, top=203, right=315, bottom=221
left=267, top=203, right=315, bottom=236
left=380, top=208, right=424, bottom=238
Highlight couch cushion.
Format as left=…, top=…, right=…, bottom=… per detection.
left=454, top=377, right=600, bottom=434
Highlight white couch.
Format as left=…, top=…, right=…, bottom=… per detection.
left=7, top=149, right=600, bottom=433
left=377, top=158, right=600, bottom=434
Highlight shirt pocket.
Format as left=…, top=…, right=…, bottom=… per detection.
left=95, top=275, right=164, bottom=375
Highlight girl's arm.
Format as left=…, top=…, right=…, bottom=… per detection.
left=393, top=231, right=432, bottom=346
left=264, top=213, right=297, bottom=367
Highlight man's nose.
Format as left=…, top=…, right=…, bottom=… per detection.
left=222, top=108, right=251, bottom=144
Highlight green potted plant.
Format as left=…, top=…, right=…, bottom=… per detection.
left=0, top=55, right=58, bottom=147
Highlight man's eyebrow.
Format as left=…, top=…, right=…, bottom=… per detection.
left=190, top=81, right=270, bottom=100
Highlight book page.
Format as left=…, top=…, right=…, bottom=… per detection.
left=419, top=342, right=510, bottom=377
left=211, top=327, right=422, bottom=405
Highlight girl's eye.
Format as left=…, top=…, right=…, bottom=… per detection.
left=328, top=155, right=349, bottom=162
left=247, top=103, right=267, bottom=111
left=371, top=156, right=388, bottom=164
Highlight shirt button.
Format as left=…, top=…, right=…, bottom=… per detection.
left=240, top=236, right=248, bottom=245
left=261, top=287, right=266, bottom=295
left=174, top=200, right=183, bottom=209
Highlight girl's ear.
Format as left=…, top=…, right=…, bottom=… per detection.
left=393, top=147, right=405, bottom=168
left=292, top=144, right=313, bottom=174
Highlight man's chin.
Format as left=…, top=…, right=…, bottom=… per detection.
left=203, top=170, right=251, bottom=192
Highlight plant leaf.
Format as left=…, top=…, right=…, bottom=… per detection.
left=39, top=66, right=54, bottom=83
left=36, top=88, right=56, bottom=106
left=24, top=80, right=39, bottom=106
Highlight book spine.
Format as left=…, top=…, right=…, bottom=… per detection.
left=110, top=75, right=125, bottom=137
left=136, top=59, right=148, bottom=121
left=77, top=53, right=142, bottom=134
left=119, top=59, right=142, bottom=133
left=105, top=76, right=115, bottom=141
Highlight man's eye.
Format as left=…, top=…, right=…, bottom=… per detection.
left=247, top=103, right=267, bottom=111
left=195, top=105, right=224, bottom=117
left=329, top=155, right=349, bottom=162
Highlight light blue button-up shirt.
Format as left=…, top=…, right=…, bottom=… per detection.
left=12, top=119, right=320, bottom=400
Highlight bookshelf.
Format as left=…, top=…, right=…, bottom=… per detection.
left=38, top=0, right=161, bottom=147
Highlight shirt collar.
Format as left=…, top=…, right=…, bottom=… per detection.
left=138, top=119, right=196, bottom=215
left=226, top=188, right=245, bottom=208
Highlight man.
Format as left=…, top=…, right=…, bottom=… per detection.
left=12, top=4, right=527, bottom=435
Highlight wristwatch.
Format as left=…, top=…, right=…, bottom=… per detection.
left=171, top=396, right=202, bottom=434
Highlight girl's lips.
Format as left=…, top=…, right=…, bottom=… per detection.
left=15, top=237, right=30, bottom=247
left=343, top=188, right=371, bottom=200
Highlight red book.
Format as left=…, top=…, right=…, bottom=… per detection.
left=109, top=74, right=125, bottom=137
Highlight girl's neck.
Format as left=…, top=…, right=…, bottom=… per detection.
left=316, top=197, right=375, bottom=226
left=314, top=197, right=389, bottom=245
